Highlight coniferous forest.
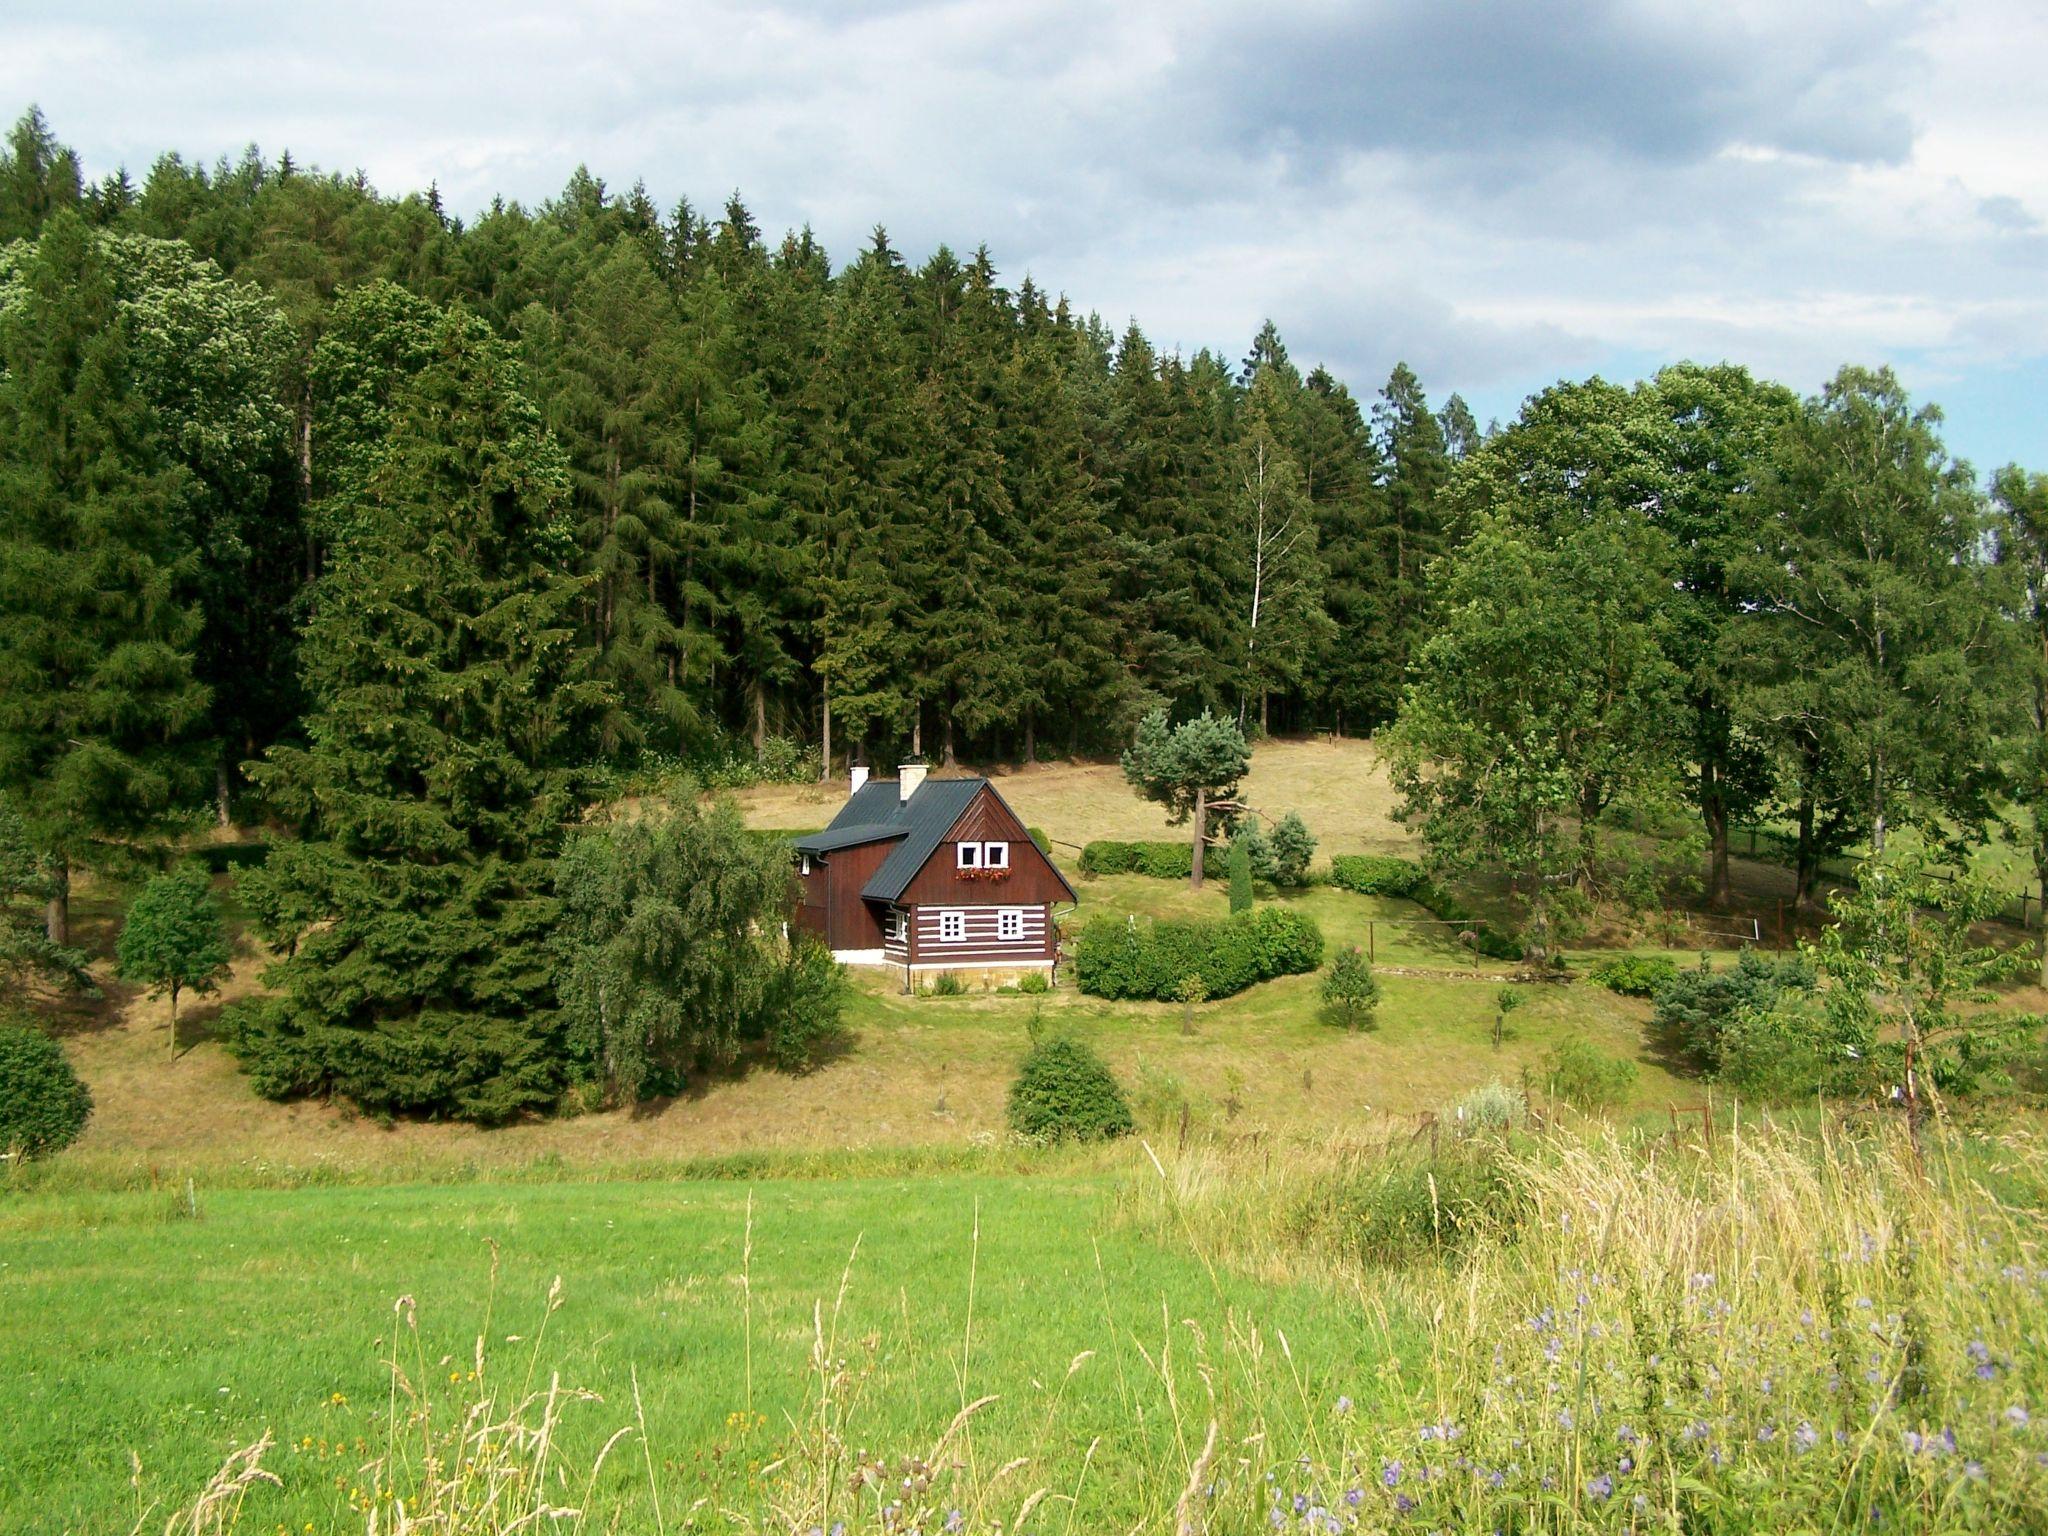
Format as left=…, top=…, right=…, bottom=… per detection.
left=5, top=103, right=2046, bottom=1119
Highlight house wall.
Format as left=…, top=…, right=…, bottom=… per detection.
left=907, top=903, right=1054, bottom=967
left=800, top=841, right=895, bottom=952
left=895, top=787, right=1071, bottom=909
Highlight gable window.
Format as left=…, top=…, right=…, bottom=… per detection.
left=939, top=910, right=966, bottom=943
left=956, top=842, right=981, bottom=870
left=983, top=841, right=1009, bottom=870
left=997, top=908, right=1025, bottom=942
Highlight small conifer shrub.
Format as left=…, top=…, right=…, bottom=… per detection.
left=1006, top=1035, right=1134, bottom=1143
left=0, top=1018, right=93, bottom=1157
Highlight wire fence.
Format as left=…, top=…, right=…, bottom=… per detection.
left=1733, top=824, right=2042, bottom=932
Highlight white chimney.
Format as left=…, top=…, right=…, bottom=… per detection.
left=898, top=761, right=927, bottom=803
left=850, top=764, right=870, bottom=795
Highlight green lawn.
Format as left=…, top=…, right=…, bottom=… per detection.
left=0, top=1171, right=1397, bottom=1534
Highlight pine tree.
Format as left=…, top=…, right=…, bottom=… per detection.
left=0, top=214, right=211, bottom=945
left=1234, top=365, right=1332, bottom=732
left=236, top=306, right=609, bottom=1122
left=0, top=108, right=83, bottom=243
left=1362, top=362, right=1452, bottom=722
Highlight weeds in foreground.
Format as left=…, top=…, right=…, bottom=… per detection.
left=148, top=1119, right=2048, bottom=1533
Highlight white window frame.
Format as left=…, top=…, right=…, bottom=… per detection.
left=885, top=909, right=907, bottom=944
left=956, top=842, right=981, bottom=870
left=997, top=907, right=1025, bottom=942
left=983, top=841, right=1010, bottom=870
left=938, top=910, right=967, bottom=943
left=799, top=853, right=811, bottom=877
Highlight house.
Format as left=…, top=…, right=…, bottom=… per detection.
left=792, top=761, right=1077, bottom=985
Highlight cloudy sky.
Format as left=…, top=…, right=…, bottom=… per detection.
left=7, top=0, right=2045, bottom=471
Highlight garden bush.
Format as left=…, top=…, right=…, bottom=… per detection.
left=1079, top=839, right=1225, bottom=881
left=1587, top=953, right=1679, bottom=997
left=1320, top=945, right=1380, bottom=1028
left=1453, top=1078, right=1527, bottom=1130
left=1006, top=1034, right=1134, bottom=1142
left=1073, top=906, right=1324, bottom=1002
left=1016, top=970, right=1049, bottom=994
left=1328, top=854, right=1427, bottom=897
left=0, top=1018, right=93, bottom=1157
left=1268, top=811, right=1316, bottom=887
left=1542, top=1038, right=1638, bottom=1110
left=1651, top=950, right=1816, bottom=1074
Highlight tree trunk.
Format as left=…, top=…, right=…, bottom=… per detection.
left=1795, top=793, right=1821, bottom=908
left=751, top=677, right=767, bottom=757
left=298, top=381, right=316, bottom=582
left=1259, top=689, right=1269, bottom=736
left=820, top=683, right=833, bottom=783
left=941, top=709, right=957, bottom=768
left=911, top=708, right=922, bottom=759
left=1190, top=785, right=1207, bottom=891
left=168, top=981, right=180, bottom=1059
left=44, top=858, right=68, bottom=948
left=1702, top=762, right=1731, bottom=908
left=216, top=754, right=233, bottom=830
left=1023, top=710, right=1036, bottom=765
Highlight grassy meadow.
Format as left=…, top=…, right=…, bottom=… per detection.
left=12, top=738, right=2048, bottom=1532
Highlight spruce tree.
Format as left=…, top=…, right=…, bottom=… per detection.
left=0, top=214, right=211, bottom=945
left=0, top=108, right=83, bottom=243
left=236, top=306, right=609, bottom=1122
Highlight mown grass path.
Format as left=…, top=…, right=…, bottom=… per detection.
left=0, top=1172, right=1399, bottom=1534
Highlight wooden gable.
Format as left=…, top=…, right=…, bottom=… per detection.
left=894, top=783, right=1074, bottom=908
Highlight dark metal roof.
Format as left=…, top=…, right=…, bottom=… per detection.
left=793, top=774, right=1076, bottom=905
left=862, top=778, right=986, bottom=900
left=792, top=821, right=907, bottom=855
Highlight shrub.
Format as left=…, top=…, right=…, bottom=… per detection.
left=1453, top=1078, right=1527, bottom=1130
left=1320, top=945, right=1380, bottom=1029
left=0, top=1018, right=93, bottom=1157
left=1328, top=854, right=1428, bottom=897
left=1232, top=820, right=1275, bottom=883
left=925, top=971, right=966, bottom=998
left=1286, top=1143, right=1529, bottom=1265
left=1006, top=1035, right=1134, bottom=1143
left=1542, top=1038, right=1638, bottom=1110
left=1587, top=953, right=1679, bottom=998
left=1269, top=812, right=1317, bottom=887
left=1026, top=827, right=1050, bottom=854
left=1227, top=836, right=1253, bottom=914
left=1651, top=950, right=1816, bottom=1074
left=1074, top=907, right=1324, bottom=1002
left=116, top=866, right=232, bottom=1054
left=1079, top=840, right=1225, bottom=881
left=1017, top=970, right=1049, bottom=994
left=764, top=936, right=848, bottom=1072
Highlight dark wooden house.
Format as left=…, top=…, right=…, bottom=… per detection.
left=793, top=763, right=1077, bottom=984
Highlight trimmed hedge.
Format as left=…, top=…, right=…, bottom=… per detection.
left=1075, top=906, right=1325, bottom=1001
left=1079, top=839, right=1225, bottom=881
left=1328, top=855, right=1522, bottom=961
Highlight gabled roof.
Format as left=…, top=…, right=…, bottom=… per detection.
left=790, top=774, right=1075, bottom=904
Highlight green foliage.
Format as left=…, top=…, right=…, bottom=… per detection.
left=1074, top=906, right=1323, bottom=1001
left=552, top=792, right=845, bottom=1100
left=231, top=304, right=608, bottom=1125
left=1541, top=1038, right=1639, bottom=1110
left=115, top=866, right=230, bottom=1038
left=924, top=971, right=966, bottom=998
left=1226, top=835, right=1253, bottom=914
left=1586, top=953, right=1680, bottom=997
left=1651, top=950, right=1816, bottom=1075
left=1005, top=1033, right=1134, bottom=1143
left=1319, top=945, right=1380, bottom=1029
left=688, top=736, right=823, bottom=790
left=1120, top=709, right=1250, bottom=886
left=1078, top=840, right=1225, bottom=881
left=0, top=1015, right=92, bottom=1157
left=1285, top=1142, right=1529, bottom=1265
left=1453, top=1078, right=1526, bottom=1130
left=1327, top=854, right=1428, bottom=897
left=0, top=792, right=91, bottom=992
left=1267, top=811, right=1316, bottom=887
left=1016, top=970, right=1049, bottom=995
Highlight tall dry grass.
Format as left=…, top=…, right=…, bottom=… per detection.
left=148, top=1117, right=2048, bottom=1533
